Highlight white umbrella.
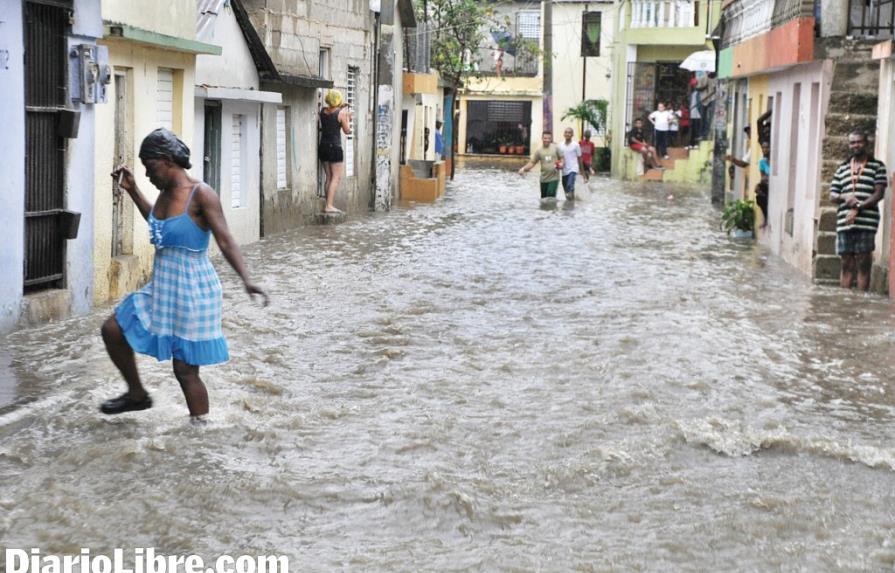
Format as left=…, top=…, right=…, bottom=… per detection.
left=679, top=50, right=716, bottom=72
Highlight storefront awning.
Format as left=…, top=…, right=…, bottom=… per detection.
left=194, top=86, right=282, bottom=103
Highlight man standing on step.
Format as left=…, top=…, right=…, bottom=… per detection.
left=828, top=130, right=888, bottom=291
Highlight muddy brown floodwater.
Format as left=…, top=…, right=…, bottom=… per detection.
left=3, top=168, right=895, bottom=571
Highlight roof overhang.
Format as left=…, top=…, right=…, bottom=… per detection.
left=195, top=86, right=282, bottom=103
left=104, top=23, right=222, bottom=55
left=274, top=74, right=334, bottom=89
left=397, top=0, right=417, bottom=28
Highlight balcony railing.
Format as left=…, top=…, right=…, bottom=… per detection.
left=630, top=0, right=698, bottom=28
left=848, top=0, right=894, bottom=38
left=474, top=47, right=539, bottom=78
left=721, top=0, right=814, bottom=48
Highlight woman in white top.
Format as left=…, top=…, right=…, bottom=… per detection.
left=648, top=102, right=674, bottom=159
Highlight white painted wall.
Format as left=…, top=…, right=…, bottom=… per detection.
left=103, top=0, right=195, bottom=40
left=195, top=4, right=259, bottom=90
left=875, top=58, right=895, bottom=268
left=0, top=0, right=25, bottom=332
left=552, top=2, right=615, bottom=144
left=193, top=101, right=262, bottom=249
left=765, top=62, right=829, bottom=277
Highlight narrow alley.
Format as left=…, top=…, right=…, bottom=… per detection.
left=2, top=170, right=895, bottom=570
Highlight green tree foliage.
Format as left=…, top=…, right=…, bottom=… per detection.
left=561, top=99, right=609, bottom=135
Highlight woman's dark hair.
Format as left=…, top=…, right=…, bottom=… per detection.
left=139, top=128, right=192, bottom=169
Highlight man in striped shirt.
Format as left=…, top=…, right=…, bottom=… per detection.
left=828, top=131, right=888, bottom=291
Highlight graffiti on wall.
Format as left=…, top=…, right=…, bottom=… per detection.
left=375, top=85, right=394, bottom=212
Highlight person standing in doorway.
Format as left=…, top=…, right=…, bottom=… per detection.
left=435, top=120, right=445, bottom=160
left=558, top=127, right=583, bottom=200
left=518, top=132, right=563, bottom=199
left=677, top=101, right=690, bottom=148
left=756, top=140, right=771, bottom=229
left=579, top=129, right=596, bottom=181
left=828, top=130, right=888, bottom=291
left=648, top=102, right=673, bottom=159
left=688, top=77, right=702, bottom=149
left=101, top=128, right=269, bottom=421
left=319, top=89, right=353, bottom=214
left=697, top=72, right=717, bottom=140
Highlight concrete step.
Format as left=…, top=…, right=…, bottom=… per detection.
left=658, top=157, right=677, bottom=169
left=667, top=147, right=689, bottom=160
left=821, top=135, right=851, bottom=162
left=641, top=169, right=665, bottom=181
left=820, top=159, right=844, bottom=183
left=830, top=61, right=881, bottom=92
left=813, top=277, right=840, bottom=287
left=828, top=91, right=878, bottom=115
left=816, top=231, right=837, bottom=256
left=824, top=112, right=878, bottom=138
left=315, top=211, right=347, bottom=225
left=814, top=254, right=842, bottom=281
left=818, top=207, right=838, bottom=233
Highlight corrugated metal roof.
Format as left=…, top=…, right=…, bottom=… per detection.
left=196, top=0, right=227, bottom=42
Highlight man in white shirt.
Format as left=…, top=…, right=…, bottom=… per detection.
left=558, top=127, right=583, bottom=200
left=648, top=102, right=674, bottom=159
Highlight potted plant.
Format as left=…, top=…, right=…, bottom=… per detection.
left=515, top=143, right=526, bottom=155
left=721, top=199, right=756, bottom=238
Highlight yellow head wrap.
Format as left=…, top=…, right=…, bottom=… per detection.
left=325, top=89, right=343, bottom=108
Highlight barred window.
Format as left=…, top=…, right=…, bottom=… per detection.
left=516, top=11, right=540, bottom=40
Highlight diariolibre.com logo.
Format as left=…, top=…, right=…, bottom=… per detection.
left=4, top=549, right=289, bottom=573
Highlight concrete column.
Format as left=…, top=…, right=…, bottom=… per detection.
left=820, top=0, right=848, bottom=37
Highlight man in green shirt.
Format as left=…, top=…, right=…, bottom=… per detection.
left=518, top=132, right=563, bottom=198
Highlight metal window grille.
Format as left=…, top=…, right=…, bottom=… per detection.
left=231, top=114, right=243, bottom=208
left=847, top=0, right=895, bottom=38
left=276, top=107, right=288, bottom=189
left=345, top=66, right=358, bottom=178
left=516, top=11, right=541, bottom=39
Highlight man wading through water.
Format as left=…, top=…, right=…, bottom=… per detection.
left=828, top=130, right=888, bottom=291
left=518, top=132, right=563, bottom=199
left=100, top=129, right=269, bottom=422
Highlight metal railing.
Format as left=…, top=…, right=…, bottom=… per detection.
left=630, top=0, right=698, bottom=28
left=404, top=22, right=431, bottom=74
left=848, top=0, right=894, bottom=38
left=721, top=0, right=814, bottom=47
left=474, top=47, right=539, bottom=77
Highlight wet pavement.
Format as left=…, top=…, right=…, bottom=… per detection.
left=2, top=168, right=895, bottom=570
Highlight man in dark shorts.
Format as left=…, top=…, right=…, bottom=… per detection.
left=627, top=119, right=661, bottom=171
left=518, top=132, right=562, bottom=199
left=828, top=130, right=888, bottom=290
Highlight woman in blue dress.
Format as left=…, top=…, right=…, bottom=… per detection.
left=100, top=128, right=268, bottom=420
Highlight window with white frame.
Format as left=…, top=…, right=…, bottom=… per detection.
left=516, top=11, right=541, bottom=40
left=157, top=68, right=174, bottom=130
left=231, top=114, right=244, bottom=208
left=345, top=66, right=358, bottom=178
left=276, top=107, right=289, bottom=189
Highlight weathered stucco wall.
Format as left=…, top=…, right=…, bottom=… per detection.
left=102, top=0, right=195, bottom=39
left=93, top=42, right=196, bottom=303
left=196, top=5, right=259, bottom=90
left=0, top=0, right=26, bottom=332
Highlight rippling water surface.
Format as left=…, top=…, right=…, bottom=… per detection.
left=3, top=169, right=895, bottom=571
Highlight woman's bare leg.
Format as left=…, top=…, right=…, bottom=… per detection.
left=101, top=315, right=148, bottom=400
left=173, top=359, right=209, bottom=417
left=325, top=162, right=344, bottom=212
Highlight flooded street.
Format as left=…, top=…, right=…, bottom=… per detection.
left=4, top=168, right=895, bottom=570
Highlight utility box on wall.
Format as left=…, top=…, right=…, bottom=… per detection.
left=69, top=43, right=111, bottom=104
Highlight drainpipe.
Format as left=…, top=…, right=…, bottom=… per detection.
left=543, top=0, right=553, bottom=133
left=370, top=9, right=381, bottom=211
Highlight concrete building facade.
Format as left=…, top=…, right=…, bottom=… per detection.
left=193, top=0, right=282, bottom=250
left=0, top=0, right=104, bottom=333
left=550, top=0, right=615, bottom=145
left=718, top=0, right=885, bottom=289
left=93, top=0, right=219, bottom=303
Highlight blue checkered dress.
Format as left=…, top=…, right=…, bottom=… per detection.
left=115, top=186, right=229, bottom=365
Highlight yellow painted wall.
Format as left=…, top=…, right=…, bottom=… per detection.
left=744, top=75, right=770, bottom=208
left=93, top=40, right=196, bottom=303
left=102, top=0, right=195, bottom=40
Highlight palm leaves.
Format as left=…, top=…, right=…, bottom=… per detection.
left=562, top=99, right=609, bottom=135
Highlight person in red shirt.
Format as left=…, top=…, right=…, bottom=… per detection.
left=579, top=129, right=596, bottom=181
left=677, top=102, right=690, bottom=148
